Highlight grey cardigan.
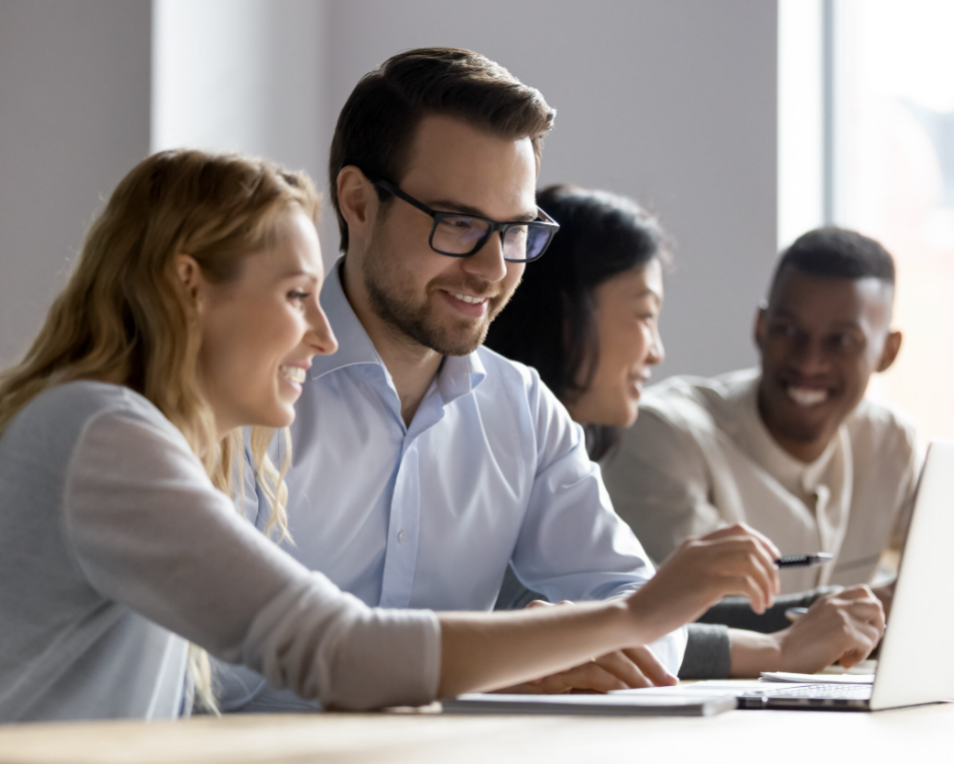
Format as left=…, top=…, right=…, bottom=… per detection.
left=0, top=382, right=439, bottom=721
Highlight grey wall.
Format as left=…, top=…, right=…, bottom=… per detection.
left=0, top=0, right=777, bottom=380
left=0, top=0, right=151, bottom=367
left=321, top=0, right=778, bottom=379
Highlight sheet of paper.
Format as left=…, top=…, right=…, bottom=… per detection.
left=760, top=671, right=876, bottom=684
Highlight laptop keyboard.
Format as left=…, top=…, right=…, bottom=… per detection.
left=745, top=684, right=872, bottom=701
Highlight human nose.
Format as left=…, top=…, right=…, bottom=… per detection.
left=461, top=230, right=508, bottom=283
left=646, top=325, right=665, bottom=366
left=789, top=335, right=829, bottom=374
left=306, top=300, right=338, bottom=356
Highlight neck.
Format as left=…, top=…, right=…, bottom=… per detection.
left=341, top=255, right=442, bottom=427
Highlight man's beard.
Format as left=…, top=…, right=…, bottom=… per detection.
left=364, top=256, right=505, bottom=356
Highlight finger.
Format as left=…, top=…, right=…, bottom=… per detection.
left=735, top=523, right=783, bottom=562
left=551, top=662, right=631, bottom=693
left=744, top=538, right=781, bottom=600
left=523, top=599, right=553, bottom=610
left=839, top=623, right=881, bottom=668
left=725, top=540, right=776, bottom=609
left=705, top=523, right=782, bottom=560
left=706, top=538, right=775, bottom=607
left=592, top=650, right=653, bottom=689
left=622, top=645, right=677, bottom=686
left=718, top=573, right=767, bottom=613
left=846, top=600, right=886, bottom=633
left=836, top=585, right=875, bottom=602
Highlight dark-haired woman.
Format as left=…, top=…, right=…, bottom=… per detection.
left=488, top=185, right=885, bottom=684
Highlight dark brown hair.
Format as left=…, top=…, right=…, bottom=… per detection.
left=329, top=47, right=555, bottom=252
left=486, top=185, right=670, bottom=461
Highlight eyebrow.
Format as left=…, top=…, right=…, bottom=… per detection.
left=276, top=269, right=319, bottom=282
left=426, top=198, right=540, bottom=223
left=626, top=286, right=662, bottom=301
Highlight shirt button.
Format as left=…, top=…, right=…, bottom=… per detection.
left=397, top=530, right=407, bottom=543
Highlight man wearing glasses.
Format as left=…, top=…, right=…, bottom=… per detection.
left=217, top=47, right=687, bottom=711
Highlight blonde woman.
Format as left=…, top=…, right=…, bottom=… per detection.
left=0, top=150, right=781, bottom=722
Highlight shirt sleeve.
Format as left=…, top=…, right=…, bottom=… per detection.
left=679, top=624, right=731, bottom=679
left=508, top=374, right=687, bottom=674
left=601, top=408, right=727, bottom=565
left=61, top=405, right=441, bottom=711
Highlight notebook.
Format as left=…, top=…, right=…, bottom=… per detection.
left=442, top=691, right=734, bottom=717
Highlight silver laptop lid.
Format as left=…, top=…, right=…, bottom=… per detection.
left=870, top=439, right=954, bottom=710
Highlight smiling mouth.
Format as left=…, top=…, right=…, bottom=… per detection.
left=786, top=386, right=829, bottom=407
left=451, top=292, right=488, bottom=305
left=280, top=365, right=306, bottom=384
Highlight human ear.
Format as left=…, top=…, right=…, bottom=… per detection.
left=336, top=166, right=377, bottom=245
left=876, top=330, right=903, bottom=372
left=173, top=253, right=205, bottom=311
left=754, top=301, right=768, bottom=349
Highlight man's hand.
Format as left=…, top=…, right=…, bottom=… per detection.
left=729, top=585, right=886, bottom=677
left=775, top=585, right=885, bottom=671
left=498, top=600, right=677, bottom=694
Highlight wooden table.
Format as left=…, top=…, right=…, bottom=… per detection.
left=1, top=702, right=952, bottom=764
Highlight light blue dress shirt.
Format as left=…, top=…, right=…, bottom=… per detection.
left=216, top=261, right=686, bottom=711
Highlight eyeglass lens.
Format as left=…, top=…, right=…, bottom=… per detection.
left=432, top=215, right=551, bottom=261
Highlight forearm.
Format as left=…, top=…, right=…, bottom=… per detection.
left=727, top=629, right=783, bottom=677
left=697, top=587, right=840, bottom=633
left=437, top=600, right=638, bottom=697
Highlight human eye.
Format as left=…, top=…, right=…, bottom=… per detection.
left=639, top=310, right=659, bottom=324
left=828, top=332, right=862, bottom=352
left=287, top=289, right=311, bottom=304
left=438, top=215, right=476, bottom=231
left=769, top=320, right=798, bottom=338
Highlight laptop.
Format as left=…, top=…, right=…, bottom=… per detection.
left=656, top=440, right=954, bottom=711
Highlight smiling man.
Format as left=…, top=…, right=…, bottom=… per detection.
left=602, top=227, right=919, bottom=595
left=215, top=48, right=688, bottom=712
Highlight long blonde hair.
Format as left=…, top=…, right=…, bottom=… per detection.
left=0, top=149, right=321, bottom=710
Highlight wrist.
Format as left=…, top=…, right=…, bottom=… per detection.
left=728, top=629, right=784, bottom=677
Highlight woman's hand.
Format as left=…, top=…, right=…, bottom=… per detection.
left=497, top=600, right=677, bottom=693
left=624, top=523, right=782, bottom=644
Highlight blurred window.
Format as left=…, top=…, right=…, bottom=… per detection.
left=834, top=0, right=954, bottom=445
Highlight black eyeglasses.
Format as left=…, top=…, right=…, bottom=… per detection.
left=373, top=179, right=559, bottom=263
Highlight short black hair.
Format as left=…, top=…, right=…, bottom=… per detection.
left=485, top=185, right=669, bottom=460
left=769, top=227, right=896, bottom=297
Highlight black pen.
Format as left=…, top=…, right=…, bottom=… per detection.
left=775, top=553, right=833, bottom=568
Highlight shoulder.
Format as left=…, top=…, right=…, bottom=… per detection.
left=8, top=381, right=183, bottom=461
left=845, top=395, right=918, bottom=460
left=472, top=346, right=584, bottom=457
left=11, top=381, right=154, bottom=434
left=638, top=369, right=758, bottom=434
left=30, top=381, right=168, bottom=430
left=472, top=345, right=558, bottom=411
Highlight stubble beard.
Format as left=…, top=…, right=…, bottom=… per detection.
left=363, top=239, right=516, bottom=357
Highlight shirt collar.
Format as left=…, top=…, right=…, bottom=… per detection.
left=310, top=258, right=384, bottom=379
left=437, top=350, right=487, bottom=405
left=743, top=372, right=839, bottom=493
left=311, top=258, right=488, bottom=402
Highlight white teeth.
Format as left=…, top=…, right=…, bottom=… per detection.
left=787, top=387, right=828, bottom=407
left=453, top=293, right=486, bottom=305
left=280, top=366, right=306, bottom=384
